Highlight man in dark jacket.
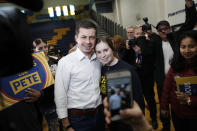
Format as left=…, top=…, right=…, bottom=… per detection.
left=131, top=25, right=158, bottom=129
left=154, top=0, right=197, bottom=130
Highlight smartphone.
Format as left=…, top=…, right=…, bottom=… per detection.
left=106, top=69, right=133, bottom=121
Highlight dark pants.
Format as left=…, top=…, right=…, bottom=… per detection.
left=45, top=111, right=59, bottom=131
left=111, top=108, right=120, bottom=117
left=155, top=78, right=171, bottom=131
left=109, top=121, right=133, bottom=131
left=156, top=81, right=163, bottom=102
left=171, top=111, right=197, bottom=131
left=141, top=75, right=157, bottom=120
left=160, top=114, right=171, bottom=131
left=68, top=106, right=105, bottom=131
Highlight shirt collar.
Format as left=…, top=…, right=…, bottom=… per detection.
left=76, top=48, right=96, bottom=61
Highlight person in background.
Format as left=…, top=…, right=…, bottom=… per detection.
left=112, top=35, right=125, bottom=57
left=125, top=26, right=136, bottom=66
left=130, top=25, right=158, bottom=129
left=34, top=38, right=48, bottom=57
left=160, top=30, right=197, bottom=131
left=32, top=38, right=39, bottom=52
left=154, top=1, right=197, bottom=130
left=68, top=42, right=77, bottom=54
left=112, top=35, right=136, bottom=65
left=48, top=44, right=62, bottom=67
left=109, top=89, right=121, bottom=117
left=48, top=44, right=57, bottom=56
left=33, top=38, right=59, bottom=131
left=126, top=26, right=135, bottom=40
left=126, top=26, right=135, bottom=50
left=95, top=37, right=145, bottom=131
left=55, top=19, right=105, bottom=131
left=34, top=38, right=58, bottom=78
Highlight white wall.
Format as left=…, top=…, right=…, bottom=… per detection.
left=98, top=0, right=165, bottom=28
left=118, top=0, right=139, bottom=27
left=98, top=0, right=197, bottom=28
left=165, top=0, right=197, bottom=26
left=164, top=0, right=185, bottom=26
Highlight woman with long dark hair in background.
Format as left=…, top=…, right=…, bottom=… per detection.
left=160, top=30, right=197, bottom=131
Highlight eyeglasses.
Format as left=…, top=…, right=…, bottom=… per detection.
left=157, top=27, right=170, bottom=32
left=127, top=32, right=134, bottom=33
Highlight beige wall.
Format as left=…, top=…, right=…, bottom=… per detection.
left=96, top=0, right=196, bottom=28
left=95, top=0, right=165, bottom=28
left=164, top=0, right=197, bottom=26
left=165, top=0, right=185, bottom=26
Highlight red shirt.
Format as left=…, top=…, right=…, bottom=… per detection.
left=160, top=65, right=197, bottom=119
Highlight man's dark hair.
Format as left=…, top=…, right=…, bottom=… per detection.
left=75, top=19, right=97, bottom=35
left=156, top=20, right=170, bottom=30
left=170, top=30, right=197, bottom=73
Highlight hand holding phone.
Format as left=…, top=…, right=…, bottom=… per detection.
left=106, top=69, right=133, bottom=121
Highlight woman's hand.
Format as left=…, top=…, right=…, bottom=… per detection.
left=103, top=97, right=144, bottom=124
left=103, top=97, right=153, bottom=131
left=175, top=91, right=188, bottom=104
left=61, top=118, right=75, bottom=131
left=120, top=101, right=143, bottom=120
left=24, top=88, right=41, bottom=103
left=103, top=97, right=111, bottom=124
left=133, top=45, right=141, bottom=54
left=161, top=109, right=170, bottom=118
left=126, top=40, right=130, bottom=50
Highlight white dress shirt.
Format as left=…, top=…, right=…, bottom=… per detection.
left=55, top=48, right=102, bottom=119
left=162, top=41, right=174, bottom=75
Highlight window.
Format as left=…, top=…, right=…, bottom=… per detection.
left=69, top=5, right=75, bottom=15
left=55, top=6, right=61, bottom=16
left=62, top=5, right=69, bottom=16
left=48, top=7, right=54, bottom=17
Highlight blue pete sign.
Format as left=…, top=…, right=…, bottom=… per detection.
left=175, top=76, right=197, bottom=96
left=0, top=51, right=54, bottom=110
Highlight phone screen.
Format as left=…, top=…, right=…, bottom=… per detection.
left=106, top=69, right=133, bottom=121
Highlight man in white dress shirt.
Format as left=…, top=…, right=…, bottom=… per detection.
left=55, top=19, right=105, bottom=131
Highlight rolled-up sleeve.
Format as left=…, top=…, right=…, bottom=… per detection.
left=54, top=58, right=70, bottom=119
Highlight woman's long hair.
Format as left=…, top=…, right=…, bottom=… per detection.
left=170, top=30, right=197, bottom=73
left=112, top=35, right=126, bottom=52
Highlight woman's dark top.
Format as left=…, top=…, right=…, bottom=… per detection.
left=100, top=60, right=145, bottom=111
left=100, top=60, right=145, bottom=131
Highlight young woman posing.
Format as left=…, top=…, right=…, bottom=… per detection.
left=95, top=37, right=145, bottom=131
left=160, top=30, right=197, bottom=131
